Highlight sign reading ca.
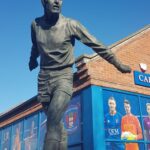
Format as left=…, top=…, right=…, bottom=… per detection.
left=134, top=71, right=150, bottom=87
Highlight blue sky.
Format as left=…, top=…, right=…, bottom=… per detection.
left=0, top=0, right=150, bottom=113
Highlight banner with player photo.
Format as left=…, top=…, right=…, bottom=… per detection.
left=103, top=89, right=144, bottom=150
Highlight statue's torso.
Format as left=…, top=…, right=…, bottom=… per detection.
left=33, top=15, right=75, bottom=69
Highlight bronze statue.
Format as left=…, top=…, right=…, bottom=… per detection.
left=29, top=0, right=131, bottom=149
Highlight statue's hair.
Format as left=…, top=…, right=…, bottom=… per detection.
left=41, top=0, right=44, bottom=6
left=41, top=0, right=47, bottom=6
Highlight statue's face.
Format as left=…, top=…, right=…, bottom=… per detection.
left=42, top=0, right=63, bottom=14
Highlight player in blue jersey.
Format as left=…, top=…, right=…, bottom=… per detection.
left=105, top=97, right=124, bottom=150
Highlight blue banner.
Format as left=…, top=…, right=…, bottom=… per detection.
left=134, top=71, right=150, bottom=87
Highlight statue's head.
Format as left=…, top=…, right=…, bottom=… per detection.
left=41, top=0, right=63, bottom=14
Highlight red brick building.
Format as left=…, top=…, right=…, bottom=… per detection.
left=74, top=24, right=150, bottom=95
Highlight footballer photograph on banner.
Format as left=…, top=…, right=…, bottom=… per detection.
left=103, top=89, right=144, bottom=150
left=140, top=97, right=150, bottom=150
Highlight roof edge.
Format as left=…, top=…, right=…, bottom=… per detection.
left=0, top=96, right=37, bottom=119
left=109, top=24, right=150, bottom=49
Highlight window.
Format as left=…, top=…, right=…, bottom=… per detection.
left=23, top=114, right=38, bottom=150
left=11, top=121, right=23, bottom=150
left=1, top=126, right=11, bottom=150
left=39, top=111, right=47, bottom=150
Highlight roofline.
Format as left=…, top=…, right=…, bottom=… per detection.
left=0, top=96, right=37, bottom=119
left=109, top=24, right=150, bottom=49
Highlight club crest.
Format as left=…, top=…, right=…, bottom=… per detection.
left=63, top=105, right=80, bottom=134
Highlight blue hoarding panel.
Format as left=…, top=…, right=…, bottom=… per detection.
left=134, top=71, right=150, bottom=87
left=91, top=86, right=105, bottom=150
left=62, top=95, right=82, bottom=146
left=1, top=85, right=150, bottom=150
left=82, top=86, right=93, bottom=150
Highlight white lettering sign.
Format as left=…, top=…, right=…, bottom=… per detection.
left=108, top=128, right=120, bottom=135
left=138, top=75, right=150, bottom=83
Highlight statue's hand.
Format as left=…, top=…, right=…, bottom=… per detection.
left=29, top=58, right=38, bottom=71
left=117, top=64, right=132, bottom=73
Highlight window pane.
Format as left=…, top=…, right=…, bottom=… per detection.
left=145, top=144, right=150, bottom=150
left=1, top=126, right=11, bottom=150
left=105, top=142, right=125, bottom=150
left=68, top=145, right=82, bottom=150
left=106, top=142, right=145, bottom=150
left=11, top=121, right=23, bottom=150
left=23, top=114, right=38, bottom=150
left=0, top=130, right=2, bottom=150
left=39, top=111, right=47, bottom=150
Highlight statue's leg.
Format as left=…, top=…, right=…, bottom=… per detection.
left=53, top=78, right=73, bottom=150
left=59, top=122, right=68, bottom=150
left=43, top=122, right=67, bottom=150
left=43, top=140, right=59, bottom=150
left=37, top=70, right=51, bottom=105
left=41, top=102, right=49, bottom=116
left=38, top=69, right=73, bottom=150
left=43, top=88, right=72, bottom=150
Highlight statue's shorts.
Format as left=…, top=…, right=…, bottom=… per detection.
left=37, top=67, right=73, bottom=150
left=37, top=67, right=73, bottom=103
